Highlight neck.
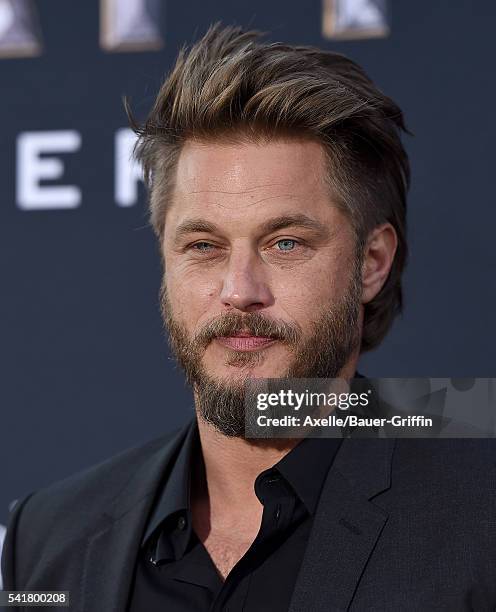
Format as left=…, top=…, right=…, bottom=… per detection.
left=193, top=358, right=359, bottom=512
left=195, top=417, right=298, bottom=512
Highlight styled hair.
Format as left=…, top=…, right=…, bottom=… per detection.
left=127, top=22, right=410, bottom=352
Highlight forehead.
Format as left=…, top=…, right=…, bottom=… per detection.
left=169, top=137, right=332, bottom=219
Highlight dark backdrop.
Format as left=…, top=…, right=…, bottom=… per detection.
left=1, top=0, right=495, bottom=525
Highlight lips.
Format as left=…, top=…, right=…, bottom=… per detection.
left=215, top=334, right=276, bottom=351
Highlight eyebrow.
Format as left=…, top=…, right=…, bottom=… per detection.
left=174, top=214, right=328, bottom=240
left=175, top=219, right=218, bottom=239
left=260, top=214, right=328, bottom=236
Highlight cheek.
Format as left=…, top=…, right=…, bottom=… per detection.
left=166, top=271, right=218, bottom=326
left=273, top=265, right=343, bottom=317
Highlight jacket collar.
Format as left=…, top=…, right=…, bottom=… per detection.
left=289, top=435, right=396, bottom=612
left=80, top=420, right=192, bottom=612
left=80, top=379, right=396, bottom=612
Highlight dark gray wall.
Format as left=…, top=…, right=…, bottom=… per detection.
left=1, top=0, right=495, bottom=524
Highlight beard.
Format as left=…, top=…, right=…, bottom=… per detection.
left=160, top=259, right=362, bottom=438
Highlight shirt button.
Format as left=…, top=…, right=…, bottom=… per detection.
left=177, top=515, right=186, bottom=530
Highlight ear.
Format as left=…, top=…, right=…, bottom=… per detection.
left=361, top=223, right=398, bottom=304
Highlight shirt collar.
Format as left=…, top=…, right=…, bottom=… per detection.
left=266, top=435, right=342, bottom=515
left=259, top=370, right=363, bottom=513
left=141, top=418, right=198, bottom=548
left=141, top=370, right=363, bottom=548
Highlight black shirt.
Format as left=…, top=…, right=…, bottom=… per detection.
left=127, top=419, right=342, bottom=611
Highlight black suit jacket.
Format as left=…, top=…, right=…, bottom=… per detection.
left=2, top=421, right=496, bottom=611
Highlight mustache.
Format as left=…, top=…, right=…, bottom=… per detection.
left=193, top=311, right=301, bottom=349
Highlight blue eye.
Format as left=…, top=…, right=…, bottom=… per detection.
left=276, top=239, right=296, bottom=251
left=192, top=242, right=213, bottom=251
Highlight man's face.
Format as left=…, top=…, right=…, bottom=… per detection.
left=161, top=136, right=363, bottom=436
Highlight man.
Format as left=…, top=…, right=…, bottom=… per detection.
left=2, top=23, right=495, bottom=611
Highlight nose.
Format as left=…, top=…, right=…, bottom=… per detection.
left=220, top=250, right=274, bottom=313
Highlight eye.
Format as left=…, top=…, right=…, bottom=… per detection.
left=275, top=238, right=297, bottom=251
left=191, top=241, right=215, bottom=252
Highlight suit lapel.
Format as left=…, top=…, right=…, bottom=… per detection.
left=80, top=420, right=193, bottom=612
left=289, top=437, right=396, bottom=612
left=78, top=420, right=394, bottom=611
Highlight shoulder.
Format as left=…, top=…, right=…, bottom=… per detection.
left=10, top=423, right=189, bottom=537
left=2, top=422, right=193, bottom=589
left=390, top=438, right=496, bottom=509
left=393, top=437, right=496, bottom=473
